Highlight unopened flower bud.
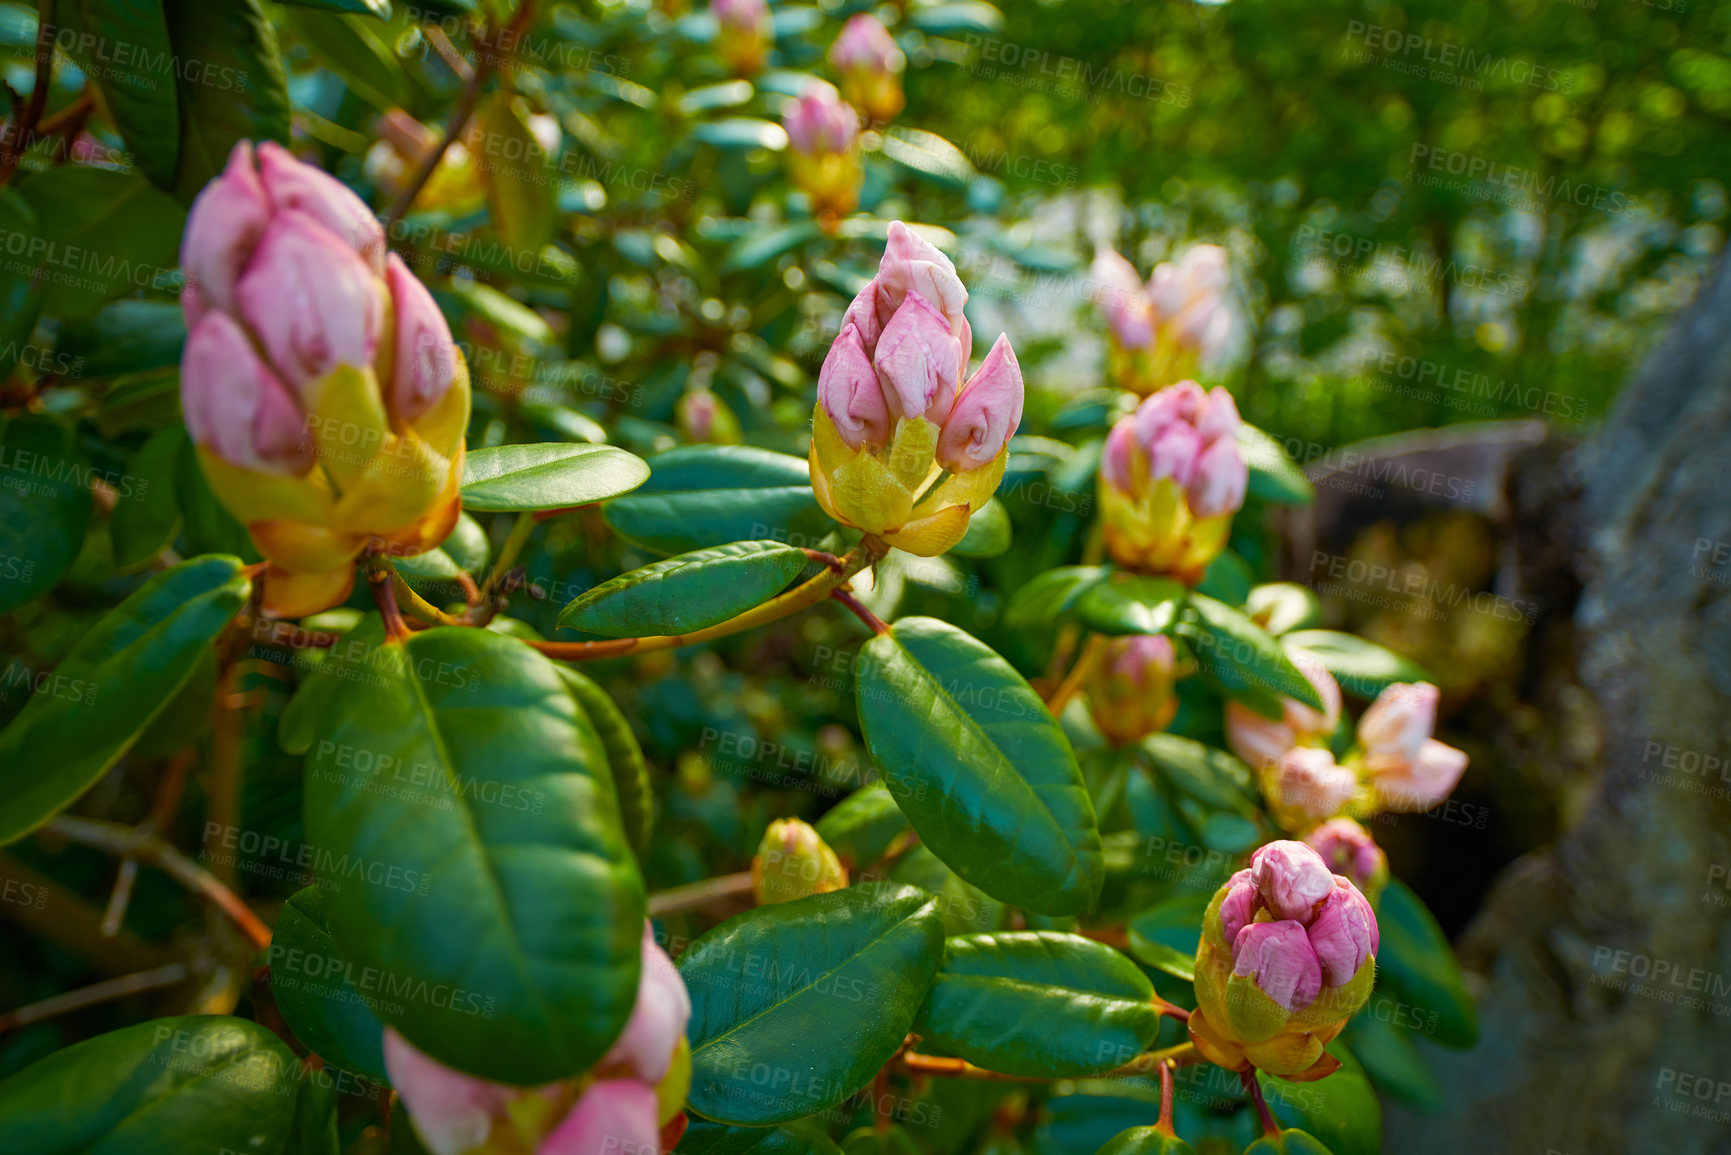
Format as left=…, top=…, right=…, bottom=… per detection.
left=829, top=15, right=904, bottom=124
left=1355, top=682, right=1469, bottom=813
left=1249, top=841, right=1336, bottom=923
left=1086, top=633, right=1179, bottom=745
left=782, top=84, right=863, bottom=222
left=1266, top=747, right=1359, bottom=832
left=1225, top=656, right=1341, bottom=770
left=713, top=0, right=771, bottom=74
left=1303, top=818, right=1387, bottom=903
left=1099, top=381, right=1247, bottom=581
left=1305, top=882, right=1378, bottom=987
left=1090, top=244, right=1234, bottom=395
left=752, top=818, right=848, bottom=905
left=540, top=1079, right=661, bottom=1155
left=677, top=389, right=742, bottom=444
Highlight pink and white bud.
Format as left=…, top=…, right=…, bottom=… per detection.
left=874, top=223, right=970, bottom=361
left=1187, top=435, right=1249, bottom=519
left=180, top=142, right=271, bottom=316
left=1271, top=747, right=1359, bottom=824
left=872, top=290, right=962, bottom=424
left=1303, top=818, right=1386, bottom=895
left=182, top=312, right=311, bottom=475
left=235, top=212, right=384, bottom=394
left=1375, top=738, right=1469, bottom=812
left=818, top=322, right=891, bottom=449
left=382, top=1029, right=520, bottom=1155
left=1217, top=868, right=1260, bottom=947
left=386, top=252, right=457, bottom=425
left=601, top=923, right=692, bottom=1084
left=783, top=85, right=857, bottom=156
left=1100, top=422, right=1138, bottom=496
left=538, top=1079, right=662, bottom=1155
left=1231, top=920, right=1323, bottom=1013
left=1225, top=657, right=1342, bottom=769
left=713, top=0, right=768, bottom=34
left=1249, top=840, right=1336, bottom=923
left=1358, top=682, right=1439, bottom=764
left=1305, top=882, right=1378, bottom=987
left=255, top=140, right=385, bottom=273
left=829, top=13, right=903, bottom=75
left=936, top=334, right=1022, bottom=472
left=1090, top=249, right=1156, bottom=350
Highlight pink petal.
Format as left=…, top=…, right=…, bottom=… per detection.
left=1306, top=882, right=1378, bottom=986
left=1231, top=920, right=1323, bottom=1013
left=383, top=1029, right=516, bottom=1155
left=1185, top=435, right=1247, bottom=519
left=1358, top=682, right=1439, bottom=763
left=386, top=253, right=457, bottom=425
left=872, top=290, right=961, bottom=424
left=1250, top=840, right=1336, bottom=923
left=180, top=140, right=270, bottom=314
left=256, top=140, right=386, bottom=273
left=936, top=333, right=1022, bottom=472
left=181, top=311, right=309, bottom=475
left=818, top=322, right=891, bottom=449
left=538, top=1080, right=662, bottom=1155
left=602, top=923, right=692, bottom=1084
left=236, top=211, right=383, bottom=393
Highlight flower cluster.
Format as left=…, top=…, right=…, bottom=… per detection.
left=810, top=222, right=1023, bottom=557
left=1098, top=381, right=1247, bottom=580
left=388, top=923, right=691, bottom=1155
left=829, top=15, right=904, bottom=125
left=782, top=83, right=862, bottom=222
left=179, top=140, right=469, bottom=617
left=1189, top=842, right=1378, bottom=1078
left=1091, top=244, right=1233, bottom=395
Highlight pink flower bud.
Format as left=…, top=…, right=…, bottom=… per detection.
left=182, top=312, right=311, bottom=475
left=1149, top=244, right=1230, bottom=317
left=1306, top=882, right=1378, bottom=987
left=1249, top=840, right=1336, bottom=923
left=1133, top=381, right=1207, bottom=445
left=255, top=140, right=385, bottom=274
left=385, top=253, right=457, bottom=425
left=873, top=290, right=961, bottom=425
left=1225, top=659, right=1341, bottom=769
left=1231, top=920, right=1322, bottom=1013
left=1195, top=385, right=1240, bottom=445
left=601, top=923, right=692, bottom=1084
left=1186, top=434, right=1248, bottom=519
left=236, top=212, right=384, bottom=393
left=1146, top=419, right=1203, bottom=487
left=1271, top=747, right=1359, bottom=823
left=1101, top=422, right=1138, bottom=496
left=1218, top=868, right=1260, bottom=946
left=538, top=1079, right=662, bottom=1155
left=713, top=0, right=768, bottom=34
left=818, top=322, right=891, bottom=449
left=383, top=1029, right=519, bottom=1155
left=876, top=222, right=970, bottom=364
left=1090, top=249, right=1156, bottom=350
left=936, top=334, right=1022, bottom=472
left=830, top=14, right=903, bottom=75
left=1376, top=738, right=1469, bottom=811
left=1358, top=682, right=1439, bottom=763
left=1303, top=818, right=1386, bottom=894
left=783, top=85, right=857, bottom=156
left=180, top=141, right=271, bottom=316
left=1111, top=633, right=1176, bottom=686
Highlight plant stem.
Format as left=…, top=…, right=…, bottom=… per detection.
left=1106, top=1042, right=1201, bottom=1078
left=1046, top=630, right=1106, bottom=715
left=481, top=510, right=537, bottom=598
left=391, top=572, right=470, bottom=628
left=831, top=588, right=889, bottom=635
left=899, top=1052, right=1049, bottom=1083
left=1243, top=1069, right=1280, bottom=1137
left=367, top=565, right=412, bottom=641
left=103, top=750, right=193, bottom=937
left=646, top=871, right=753, bottom=918
left=1153, top=995, right=1191, bottom=1022
left=0, top=2, right=53, bottom=185
left=0, top=963, right=191, bottom=1035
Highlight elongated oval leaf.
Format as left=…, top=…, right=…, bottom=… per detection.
left=951, top=498, right=1012, bottom=558
left=1341, top=1014, right=1442, bottom=1111
left=111, top=427, right=186, bottom=572
left=461, top=443, right=650, bottom=512
left=53, top=0, right=180, bottom=185
left=289, top=622, right=645, bottom=1084
left=1373, top=880, right=1477, bottom=1047
left=559, top=540, right=809, bottom=637
left=270, top=885, right=389, bottom=1081
left=604, top=446, right=832, bottom=555
left=0, top=414, right=92, bottom=613
left=1095, top=1127, right=1199, bottom=1155
left=1239, top=424, right=1314, bottom=505
left=681, top=884, right=944, bottom=1124
left=0, top=556, right=249, bottom=844
left=1078, top=574, right=1187, bottom=636
left=1003, top=565, right=1106, bottom=629
left=165, top=0, right=292, bottom=200
left=914, top=931, right=1161, bottom=1076
left=0, top=1016, right=307, bottom=1154
left=1125, top=892, right=1210, bottom=982
left=854, top=617, right=1103, bottom=916
left=1260, top=1044, right=1379, bottom=1155
left=1138, top=734, right=1256, bottom=814
left=1246, top=584, right=1323, bottom=636
left=557, top=666, right=653, bottom=856
left=1281, top=631, right=1431, bottom=699
left=1180, top=594, right=1324, bottom=712
left=679, top=1120, right=845, bottom=1155
left=814, top=784, right=909, bottom=871
left=17, top=167, right=185, bottom=318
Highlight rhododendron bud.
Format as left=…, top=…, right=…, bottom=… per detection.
left=810, top=223, right=1019, bottom=557
left=1373, top=735, right=1469, bottom=813
left=713, top=0, right=771, bottom=74
left=383, top=1029, right=541, bottom=1155
left=1085, top=633, right=1180, bottom=745
left=1190, top=841, right=1378, bottom=1078
left=178, top=140, right=470, bottom=618
left=1099, top=381, right=1247, bottom=580
left=1304, top=818, right=1387, bottom=902
left=829, top=14, right=904, bottom=124
left=752, top=818, right=848, bottom=904
left=540, top=1080, right=661, bottom=1155
left=1358, top=682, right=1437, bottom=765
left=1090, top=243, right=1234, bottom=395
left=1266, top=747, right=1359, bottom=832
left=1224, top=657, right=1342, bottom=772
left=602, top=923, right=693, bottom=1084
left=782, top=84, right=862, bottom=222
left=1352, top=682, right=1469, bottom=813
left=677, top=389, right=742, bottom=444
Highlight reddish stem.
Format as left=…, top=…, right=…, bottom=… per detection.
left=831, top=588, right=890, bottom=636
left=1242, top=1070, right=1280, bottom=1138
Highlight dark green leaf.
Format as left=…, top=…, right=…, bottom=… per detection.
left=678, top=1119, right=845, bottom=1155
left=1125, top=892, right=1208, bottom=982
left=461, top=443, right=650, bottom=512
left=111, top=427, right=185, bottom=571
left=1093, top=1126, right=1198, bottom=1155
left=1138, top=734, right=1256, bottom=814
left=854, top=617, right=1103, bottom=916
left=1002, top=565, right=1106, bottom=629
left=51, top=0, right=180, bottom=186
left=1281, top=631, right=1431, bottom=699
left=603, top=446, right=831, bottom=556
left=289, top=9, right=413, bottom=108
left=57, top=300, right=187, bottom=377
left=1373, top=880, right=1477, bottom=1047
left=270, top=885, right=389, bottom=1081
left=15, top=166, right=185, bottom=317
left=1244, top=1130, right=1335, bottom=1155
left=1193, top=550, right=1253, bottom=606
left=556, top=666, right=653, bottom=856
left=1342, top=1012, right=1443, bottom=1111
left=0, top=189, right=44, bottom=377
left=906, top=2, right=1005, bottom=36
left=164, top=0, right=292, bottom=201
left=0, top=555, right=249, bottom=844
left=1239, top=424, right=1314, bottom=506
left=1260, top=1044, right=1378, bottom=1155
left=1078, top=573, right=1187, bottom=636
left=814, top=784, right=908, bottom=871
left=914, top=931, right=1161, bottom=1076
left=1180, top=594, right=1324, bottom=711
left=951, top=498, right=1012, bottom=558
left=681, top=884, right=944, bottom=1124
left=278, top=0, right=392, bottom=19
left=558, top=540, right=808, bottom=637
left=288, top=622, right=645, bottom=1084
left=0, top=414, right=92, bottom=613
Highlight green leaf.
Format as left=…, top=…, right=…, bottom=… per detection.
left=906, top=2, right=1005, bottom=36
left=1002, top=565, right=1106, bottom=629
left=289, top=9, right=413, bottom=108
left=603, top=446, right=831, bottom=556
left=1259, top=1044, right=1378, bottom=1155
left=814, top=784, right=908, bottom=871
left=0, top=555, right=249, bottom=844
left=1280, top=631, right=1431, bottom=699
left=1193, top=549, right=1253, bottom=607
left=1246, top=584, right=1322, bottom=636
left=50, top=0, right=181, bottom=186
left=1125, top=892, right=1208, bottom=982
left=1342, top=1012, right=1442, bottom=1111
left=0, top=1015, right=307, bottom=1154
left=290, top=622, right=645, bottom=1084
left=15, top=166, right=185, bottom=318
left=914, top=931, right=1162, bottom=1076
left=558, top=540, right=808, bottom=637
left=175, top=438, right=258, bottom=560
left=950, top=498, right=1011, bottom=558
left=692, top=117, right=788, bottom=150
left=1093, top=1126, right=1198, bottom=1155
left=1239, top=424, right=1314, bottom=505
left=475, top=94, right=558, bottom=253
left=1373, top=880, right=1477, bottom=1047
left=721, top=221, right=824, bottom=272
left=681, top=884, right=944, bottom=1124
left=1180, top=594, right=1323, bottom=711
left=164, top=0, right=292, bottom=201
left=270, top=885, right=389, bottom=1081
left=0, top=187, right=44, bottom=377
left=278, top=0, right=392, bottom=17
left=1078, top=573, right=1187, bottom=636
left=111, top=427, right=185, bottom=571
left=1244, top=1130, right=1335, bottom=1155
left=854, top=617, right=1103, bottom=916
left=0, top=414, right=92, bottom=613
left=678, top=1120, right=845, bottom=1155
left=461, top=443, right=650, bottom=512
left=57, top=300, right=186, bottom=377
left=1138, top=734, right=1256, bottom=813
left=556, top=666, right=653, bottom=856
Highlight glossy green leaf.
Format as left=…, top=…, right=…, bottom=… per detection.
left=0, top=414, right=92, bottom=613
left=1259, top=1044, right=1377, bottom=1155
left=0, top=186, right=43, bottom=380
left=1180, top=594, right=1324, bottom=711
left=1373, top=880, right=1477, bottom=1047
left=721, top=221, right=824, bottom=271
left=679, top=1119, right=845, bottom=1155
left=1138, top=734, right=1256, bottom=813
left=557, top=666, right=653, bottom=856
left=475, top=94, right=558, bottom=253
left=1193, top=549, right=1253, bottom=606
left=603, top=446, right=831, bottom=556
left=50, top=0, right=180, bottom=186
left=0, top=555, right=249, bottom=844
left=15, top=164, right=184, bottom=318
left=290, top=9, right=413, bottom=108
left=914, top=931, right=1162, bottom=1076
left=270, top=885, right=389, bottom=1081
left=951, top=498, right=1012, bottom=558
left=164, top=0, right=292, bottom=200
left=907, top=2, right=1005, bottom=35
left=1093, top=1126, right=1198, bottom=1155
left=1239, top=424, right=1314, bottom=505
left=1125, top=892, right=1208, bottom=982
left=1342, top=1012, right=1443, bottom=1111
left=288, top=622, right=645, bottom=1084
left=559, top=540, right=808, bottom=637
left=814, top=783, right=909, bottom=871
left=854, top=617, right=1102, bottom=916
left=1246, top=584, right=1323, bottom=636
left=57, top=301, right=186, bottom=378
left=1078, top=573, right=1187, bottom=636
left=1002, top=565, right=1106, bottom=629
left=1281, top=631, right=1431, bottom=699
left=461, top=443, right=650, bottom=512
left=1243, top=1130, right=1335, bottom=1155
left=111, top=427, right=185, bottom=571
left=693, top=117, right=788, bottom=150
left=681, top=884, right=944, bottom=1124
left=887, top=844, right=1006, bottom=937
left=0, top=1015, right=307, bottom=1154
